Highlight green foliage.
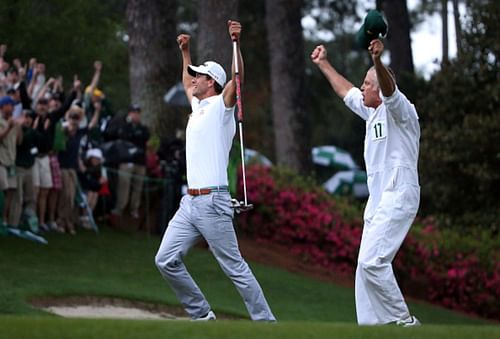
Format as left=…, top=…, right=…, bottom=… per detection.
left=270, top=165, right=319, bottom=191
left=0, top=0, right=129, bottom=110
left=417, top=0, right=500, bottom=229
left=305, top=38, right=369, bottom=167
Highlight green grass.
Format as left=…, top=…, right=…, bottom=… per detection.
left=0, top=228, right=498, bottom=338
left=1, top=317, right=499, bottom=339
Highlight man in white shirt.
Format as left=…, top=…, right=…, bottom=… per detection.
left=311, top=39, right=421, bottom=326
left=155, top=20, right=275, bottom=322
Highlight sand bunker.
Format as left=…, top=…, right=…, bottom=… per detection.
left=30, top=296, right=189, bottom=320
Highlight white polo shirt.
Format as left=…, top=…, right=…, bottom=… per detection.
left=344, top=87, right=420, bottom=217
left=186, top=94, right=236, bottom=188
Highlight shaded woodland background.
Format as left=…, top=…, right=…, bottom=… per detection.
left=0, top=0, right=497, bottom=230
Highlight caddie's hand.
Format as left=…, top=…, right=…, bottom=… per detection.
left=368, top=39, right=384, bottom=60
left=310, top=45, right=327, bottom=64
left=177, top=34, right=190, bottom=51
left=227, top=20, right=242, bottom=41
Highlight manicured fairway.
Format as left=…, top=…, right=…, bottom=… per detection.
left=0, top=228, right=496, bottom=338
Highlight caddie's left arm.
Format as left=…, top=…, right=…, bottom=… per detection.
left=369, top=39, right=395, bottom=97
left=369, top=39, right=416, bottom=123
left=223, top=20, right=243, bottom=108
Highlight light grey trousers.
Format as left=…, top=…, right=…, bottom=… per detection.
left=155, top=192, right=276, bottom=321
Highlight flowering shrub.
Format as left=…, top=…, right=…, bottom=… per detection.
left=238, top=165, right=500, bottom=320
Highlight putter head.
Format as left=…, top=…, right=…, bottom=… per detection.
left=231, top=199, right=254, bottom=213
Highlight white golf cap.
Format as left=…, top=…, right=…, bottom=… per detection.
left=188, top=61, right=227, bottom=87
left=86, top=148, right=104, bottom=161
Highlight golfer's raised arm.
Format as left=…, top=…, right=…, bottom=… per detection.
left=224, top=20, right=243, bottom=108
left=177, top=34, right=194, bottom=103
left=311, top=45, right=353, bottom=99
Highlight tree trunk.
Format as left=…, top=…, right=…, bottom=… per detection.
left=376, top=0, right=415, bottom=79
left=265, top=0, right=310, bottom=174
left=452, top=0, right=462, bottom=58
left=441, top=0, right=449, bottom=65
left=126, top=0, right=181, bottom=136
left=196, top=0, right=238, bottom=72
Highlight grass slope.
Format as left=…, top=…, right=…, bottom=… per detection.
left=0, top=228, right=494, bottom=329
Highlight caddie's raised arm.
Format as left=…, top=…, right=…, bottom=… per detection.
left=177, top=33, right=194, bottom=103
left=223, top=20, right=243, bottom=108
left=310, top=45, right=354, bottom=99
left=369, top=39, right=395, bottom=97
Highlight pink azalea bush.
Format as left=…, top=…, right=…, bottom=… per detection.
left=238, top=165, right=500, bottom=320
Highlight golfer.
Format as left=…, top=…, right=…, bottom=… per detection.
left=311, top=39, right=421, bottom=326
left=155, top=20, right=276, bottom=322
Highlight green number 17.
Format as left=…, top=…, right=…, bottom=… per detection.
left=374, top=122, right=383, bottom=138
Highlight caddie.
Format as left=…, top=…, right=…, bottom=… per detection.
left=310, top=10, right=421, bottom=326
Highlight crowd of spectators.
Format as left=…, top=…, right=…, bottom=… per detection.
left=0, top=44, right=182, bottom=236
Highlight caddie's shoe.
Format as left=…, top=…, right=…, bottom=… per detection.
left=192, top=310, right=216, bottom=321
left=396, top=315, right=421, bottom=327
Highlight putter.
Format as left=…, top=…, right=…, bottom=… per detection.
left=232, top=36, right=253, bottom=213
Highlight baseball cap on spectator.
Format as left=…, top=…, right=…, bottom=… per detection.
left=188, top=61, right=227, bottom=87
left=128, top=104, right=141, bottom=112
left=6, top=83, right=21, bottom=94
left=86, top=148, right=104, bottom=161
left=0, top=96, right=16, bottom=107
left=84, top=86, right=104, bottom=98
left=71, top=99, right=83, bottom=108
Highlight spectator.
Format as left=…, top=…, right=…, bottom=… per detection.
left=78, top=148, right=106, bottom=224
left=6, top=59, right=31, bottom=120
left=28, top=63, right=46, bottom=101
left=45, top=86, right=67, bottom=231
left=146, top=139, right=162, bottom=178
left=156, top=134, right=186, bottom=234
left=57, top=105, right=98, bottom=234
left=107, top=104, right=150, bottom=221
left=32, top=77, right=79, bottom=231
left=83, top=61, right=113, bottom=147
left=10, top=109, right=41, bottom=230
left=0, top=45, right=9, bottom=96
left=0, top=96, right=22, bottom=226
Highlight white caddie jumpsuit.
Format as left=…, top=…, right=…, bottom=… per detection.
left=344, top=87, right=420, bottom=325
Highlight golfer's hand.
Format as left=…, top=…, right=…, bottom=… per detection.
left=310, top=45, right=327, bottom=65
left=368, top=39, right=384, bottom=60
left=177, top=34, right=190, bottom=51
left=228, top=20, right=242, bottom=41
